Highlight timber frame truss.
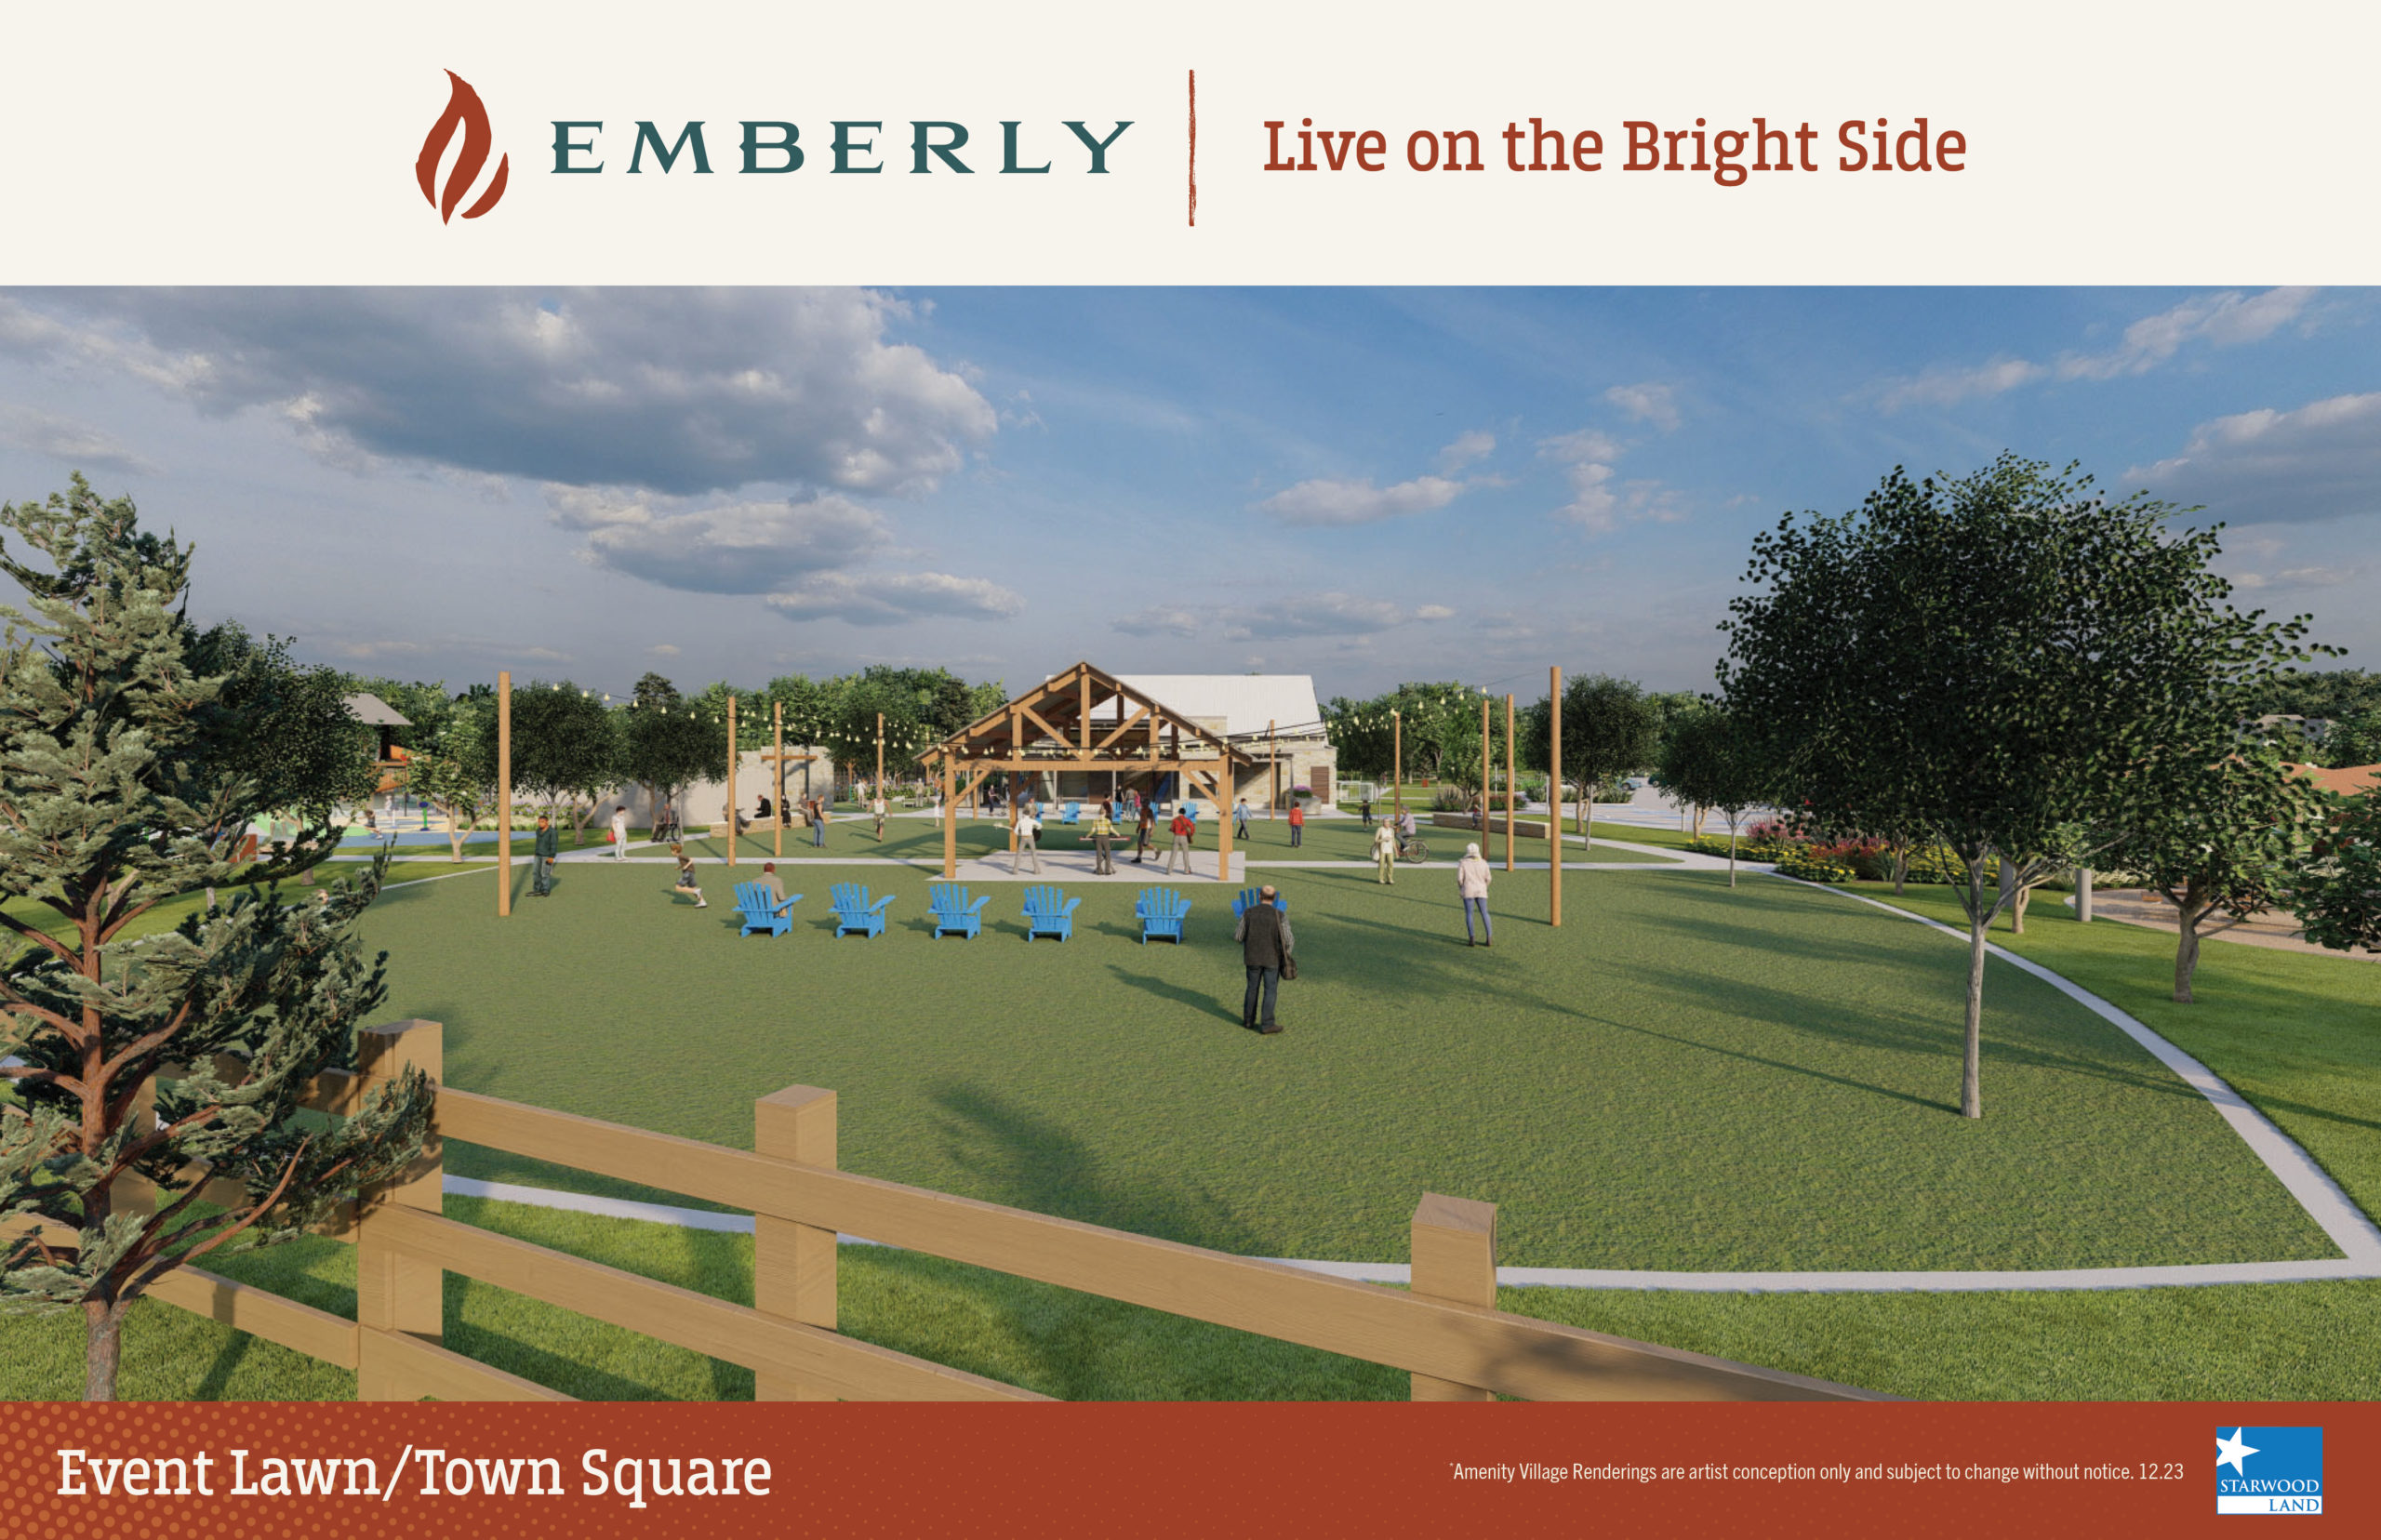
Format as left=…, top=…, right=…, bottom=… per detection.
left=917, top=660, right=1256, bottom=880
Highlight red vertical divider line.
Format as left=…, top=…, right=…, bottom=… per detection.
left=1188, top=69, right=1198, bottom=227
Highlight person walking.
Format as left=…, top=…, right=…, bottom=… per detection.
left=1360, top=793, right=1373, bottom=829
left=1287, top=800, right=1305, bottom=848
left=1456, top=842, right=1494, bottom=947
left=1013, top=805, right=1044, bottom=874
left=1234, top=884, right=1293, bottom=1034
left=531, top=814, right=559, bottom=896
left=1133, top=801, right=1156, bottom=863
left=871, top=791, right=888, bottom=842
left=1233, top=798, right=1251, bottom=841
left=609, top=803, right=631, bottom=860
left=670, top=843, right=707, bottom=907
left=809, top=795, right=827, bottom=848
left=1163, top=806, right=1195, bottom=875
left=1371, top=818, right=1398, bottom=885
left=1090, top=807, right=1117, bottom=874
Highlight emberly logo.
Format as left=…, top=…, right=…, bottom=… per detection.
left=417, top=71, right=510, bottom=222
left=2216, top=1427, right=2322, bottom=1515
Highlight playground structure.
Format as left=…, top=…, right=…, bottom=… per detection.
left=54, top=1022, right=1878, bottom=1403
left=918, top=662, right=1257, bottom=882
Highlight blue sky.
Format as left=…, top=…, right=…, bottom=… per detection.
left=0, top=286, right=2372, bottom=704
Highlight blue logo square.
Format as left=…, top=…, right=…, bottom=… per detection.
left=2216, top=1427, right=2322, bottom=1516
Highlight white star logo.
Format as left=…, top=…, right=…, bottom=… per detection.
left=2216, top=1428, right=2260, bottom=1475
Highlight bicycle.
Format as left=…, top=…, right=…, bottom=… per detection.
left=1397, top=831, right=1430, bottom=863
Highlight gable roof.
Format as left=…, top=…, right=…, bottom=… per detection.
left=922, top=661, right=1252, bottom=767
left=1115, top=674, right=1325, bottom=741
left=342, top=693, right=411, bottom=728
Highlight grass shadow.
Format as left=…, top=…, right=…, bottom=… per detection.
left=1103, top=963, right=1240, bottom=1026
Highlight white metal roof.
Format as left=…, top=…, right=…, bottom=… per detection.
left=342, top=693, right=411, bottom=727
left=1116, top=675, right=1325, bottom=741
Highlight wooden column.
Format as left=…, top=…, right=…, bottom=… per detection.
left=1549, top=666, right=1563, bottom=928
left=354, top=1019, right=444, bottom=1401
left=1007, top=772, right=1020, bottom=855
left=754, top=1084, right=838, bottom=1401
left=725, top=696, right=738, bottom=870
left=1408, top=1193, right=1496, bottom=1401
left=942, top=753, right=958, bottom=879
left=773, top=703, right=785, bottom=859
left=1213, top=766, right=1232, bottom=881
left=1504, top=694, right=1516, bottom=872
left=1270, top=718, right=1278, bottom=817
left=496, top=671, right=512, bottom=916
left=874, top=713, right=885, bottom=841
left=1392, top=710, right=1403, bottom=818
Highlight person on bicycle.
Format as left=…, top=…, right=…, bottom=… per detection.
left=1372, top=818, right=1399, bottom=885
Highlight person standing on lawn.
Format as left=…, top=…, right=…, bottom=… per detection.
left=1233, top=798, right=1252, bottom=841
left=1013, top=805, right=1044, bottom=874
left=1090, top=807, right=1117, bottom=874
left=1234, top=884, right=1293, bottom=1034
left=809, top=795, right=827, bottom=848
left=532, top=814, right=559, bottom=896
left=1134, top=800, right=1156, bottom=863
left=1456, top=842, right=1494, bottom=946
left=1371, top=818, right=1398, bottom=884
left=1163, top=806, right=1195, bottom=874
left=609, top=803, right=631, bottom=860
left=1288, top=799, right=1305, bottom=848
left=871, top=791, right=888, bottom=841
left=1360, top=792, right=1373, bottom=828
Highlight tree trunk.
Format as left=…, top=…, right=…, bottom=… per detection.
left=1891, top=843, right=1909, bottom=896
left=1962, top=865, right=1988, bottom=1119
left=1728, top=827, right=1737, bottom=889
left=85, top=1298, right=124, bottom=1401
left=2011, top=883, right=2031, bottom=935
left=2175, top=875, right=2209, bottom=1003
left=1997, top=858, right=2016, bottom=932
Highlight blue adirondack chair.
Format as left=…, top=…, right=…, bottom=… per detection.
left=1230, top=888, right=1288, bottom=920
left=1061, top=802, right=1082, bottom=824
left=1021, top=884, right=1081, bottom=942
left=734, top=881, right=801, bottom=937
left=830, top=882, right=895, bottom=938
left=1136, top=887, right=1190, bottom=945
left=928, top=883, right=991, bottom=939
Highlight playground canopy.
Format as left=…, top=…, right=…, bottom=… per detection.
left=918, top=661, right=1256, bottom=880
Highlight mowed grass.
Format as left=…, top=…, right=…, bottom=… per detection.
left=356, top=862, right=2329, bottom=1272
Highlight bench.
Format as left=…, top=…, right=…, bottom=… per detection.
left=1021, top=884, right=1081, bottom=942
left=733, top=882, right=800, bottom=937
left=927, top=883, right=991, bottom=939
left=829, top=882, right=895, bottom=939
left=1135, top=887, right=1190, bottom=945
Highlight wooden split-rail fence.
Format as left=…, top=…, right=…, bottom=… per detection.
left=98, top=1020, right=1884, bottom=1403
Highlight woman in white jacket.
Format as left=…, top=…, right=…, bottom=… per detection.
left=1456, top=842, right=1494, bottom=947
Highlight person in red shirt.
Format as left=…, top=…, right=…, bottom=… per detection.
left=1164, top=807, right=1195, bottom=874
left=1287, top=799, right=1305, bottom=848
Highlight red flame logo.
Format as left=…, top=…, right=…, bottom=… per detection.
left=416, top=70, right=509, bottom=222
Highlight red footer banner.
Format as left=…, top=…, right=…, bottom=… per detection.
left=0, top=1401, right=2362, bottom=1536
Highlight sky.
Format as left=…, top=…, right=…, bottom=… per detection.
left=0, top=285, right=2373, bottom=707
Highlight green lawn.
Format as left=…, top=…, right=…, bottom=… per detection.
left=354, top=863, right=2325, bottom=1272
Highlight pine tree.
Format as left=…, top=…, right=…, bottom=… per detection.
left=0, top=476, right=432, bottom=1400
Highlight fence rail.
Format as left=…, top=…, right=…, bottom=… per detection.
left=103, top=1019, right=1890, bottom=1404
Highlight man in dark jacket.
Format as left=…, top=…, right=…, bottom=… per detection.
left=531, top=814, right=559, bottom=896
left=1234, top=885, right=1293, bottom=1034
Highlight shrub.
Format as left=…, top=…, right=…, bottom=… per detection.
left=1774, top=852, right=1857, bottom=883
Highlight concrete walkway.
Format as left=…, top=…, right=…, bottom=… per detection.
left=2072, top=888, right=2378, bottom=962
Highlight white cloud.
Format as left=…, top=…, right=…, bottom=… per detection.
left=1111, top=593, right=1449, bottom=642
left=2230, top=564, right=2359, bottom=592
left=764, top=571, right=1026, bottom=627
left=1435, top=430, right=1496, bottom=471
left=1603, top=382, right=1680, bottom=431
left=1876, top=287, right=2319, bottom=411
left=1111, top=605, right=1204, bottom=638
left=1416, top=604, right=1456, bottom=621
left=2131, top=392, right=2381, bottom=524
left=648, top=643, right=681, bottom=657
left=1253, top=473, right=1465, bottom=526
left=1536, top=427, right=1686, bottom=533
left=548, top=485, right=892, bottom=594
left=0, top=288, right=998, bottom=498
left=0, top=402, right=159, bottom=475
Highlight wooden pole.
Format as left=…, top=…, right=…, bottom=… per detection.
left=1392, top=710, right=1403, bottom=818
left=875, top=712, right=885, bottom=842
left=1549, top=666, right=1562, bottom=928
left=773, top=703, right=784, bottom=859
left=753, top=1084, right=838, bottom=1401
left=1270, top=718, right=1278, bottom=818
left=496, top=670, right=512, bottom=917
left=942, top=751, right=957, bottom=879
left=1504, top=694, right=1516, bottom=872
left=1213, top=766, right=1231, bottom=881
left=354, top=1020, right=444, bottom=1399
left=726, top=695, right=738, bottom=870
left=1408, top=1193, right=1496, bottom=1401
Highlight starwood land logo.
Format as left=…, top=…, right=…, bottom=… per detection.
left=417, top=70, right=510, bottom=223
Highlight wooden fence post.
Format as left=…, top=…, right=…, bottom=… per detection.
left=754, top=1084, right=838, bottom=1401
left=1409, top=1193, right=1497, bottom=1401
left=354, top=1019, right=444, bottom=1401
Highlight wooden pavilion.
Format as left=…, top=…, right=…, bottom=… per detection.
left=917, top=661, right=1257, bottom=880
